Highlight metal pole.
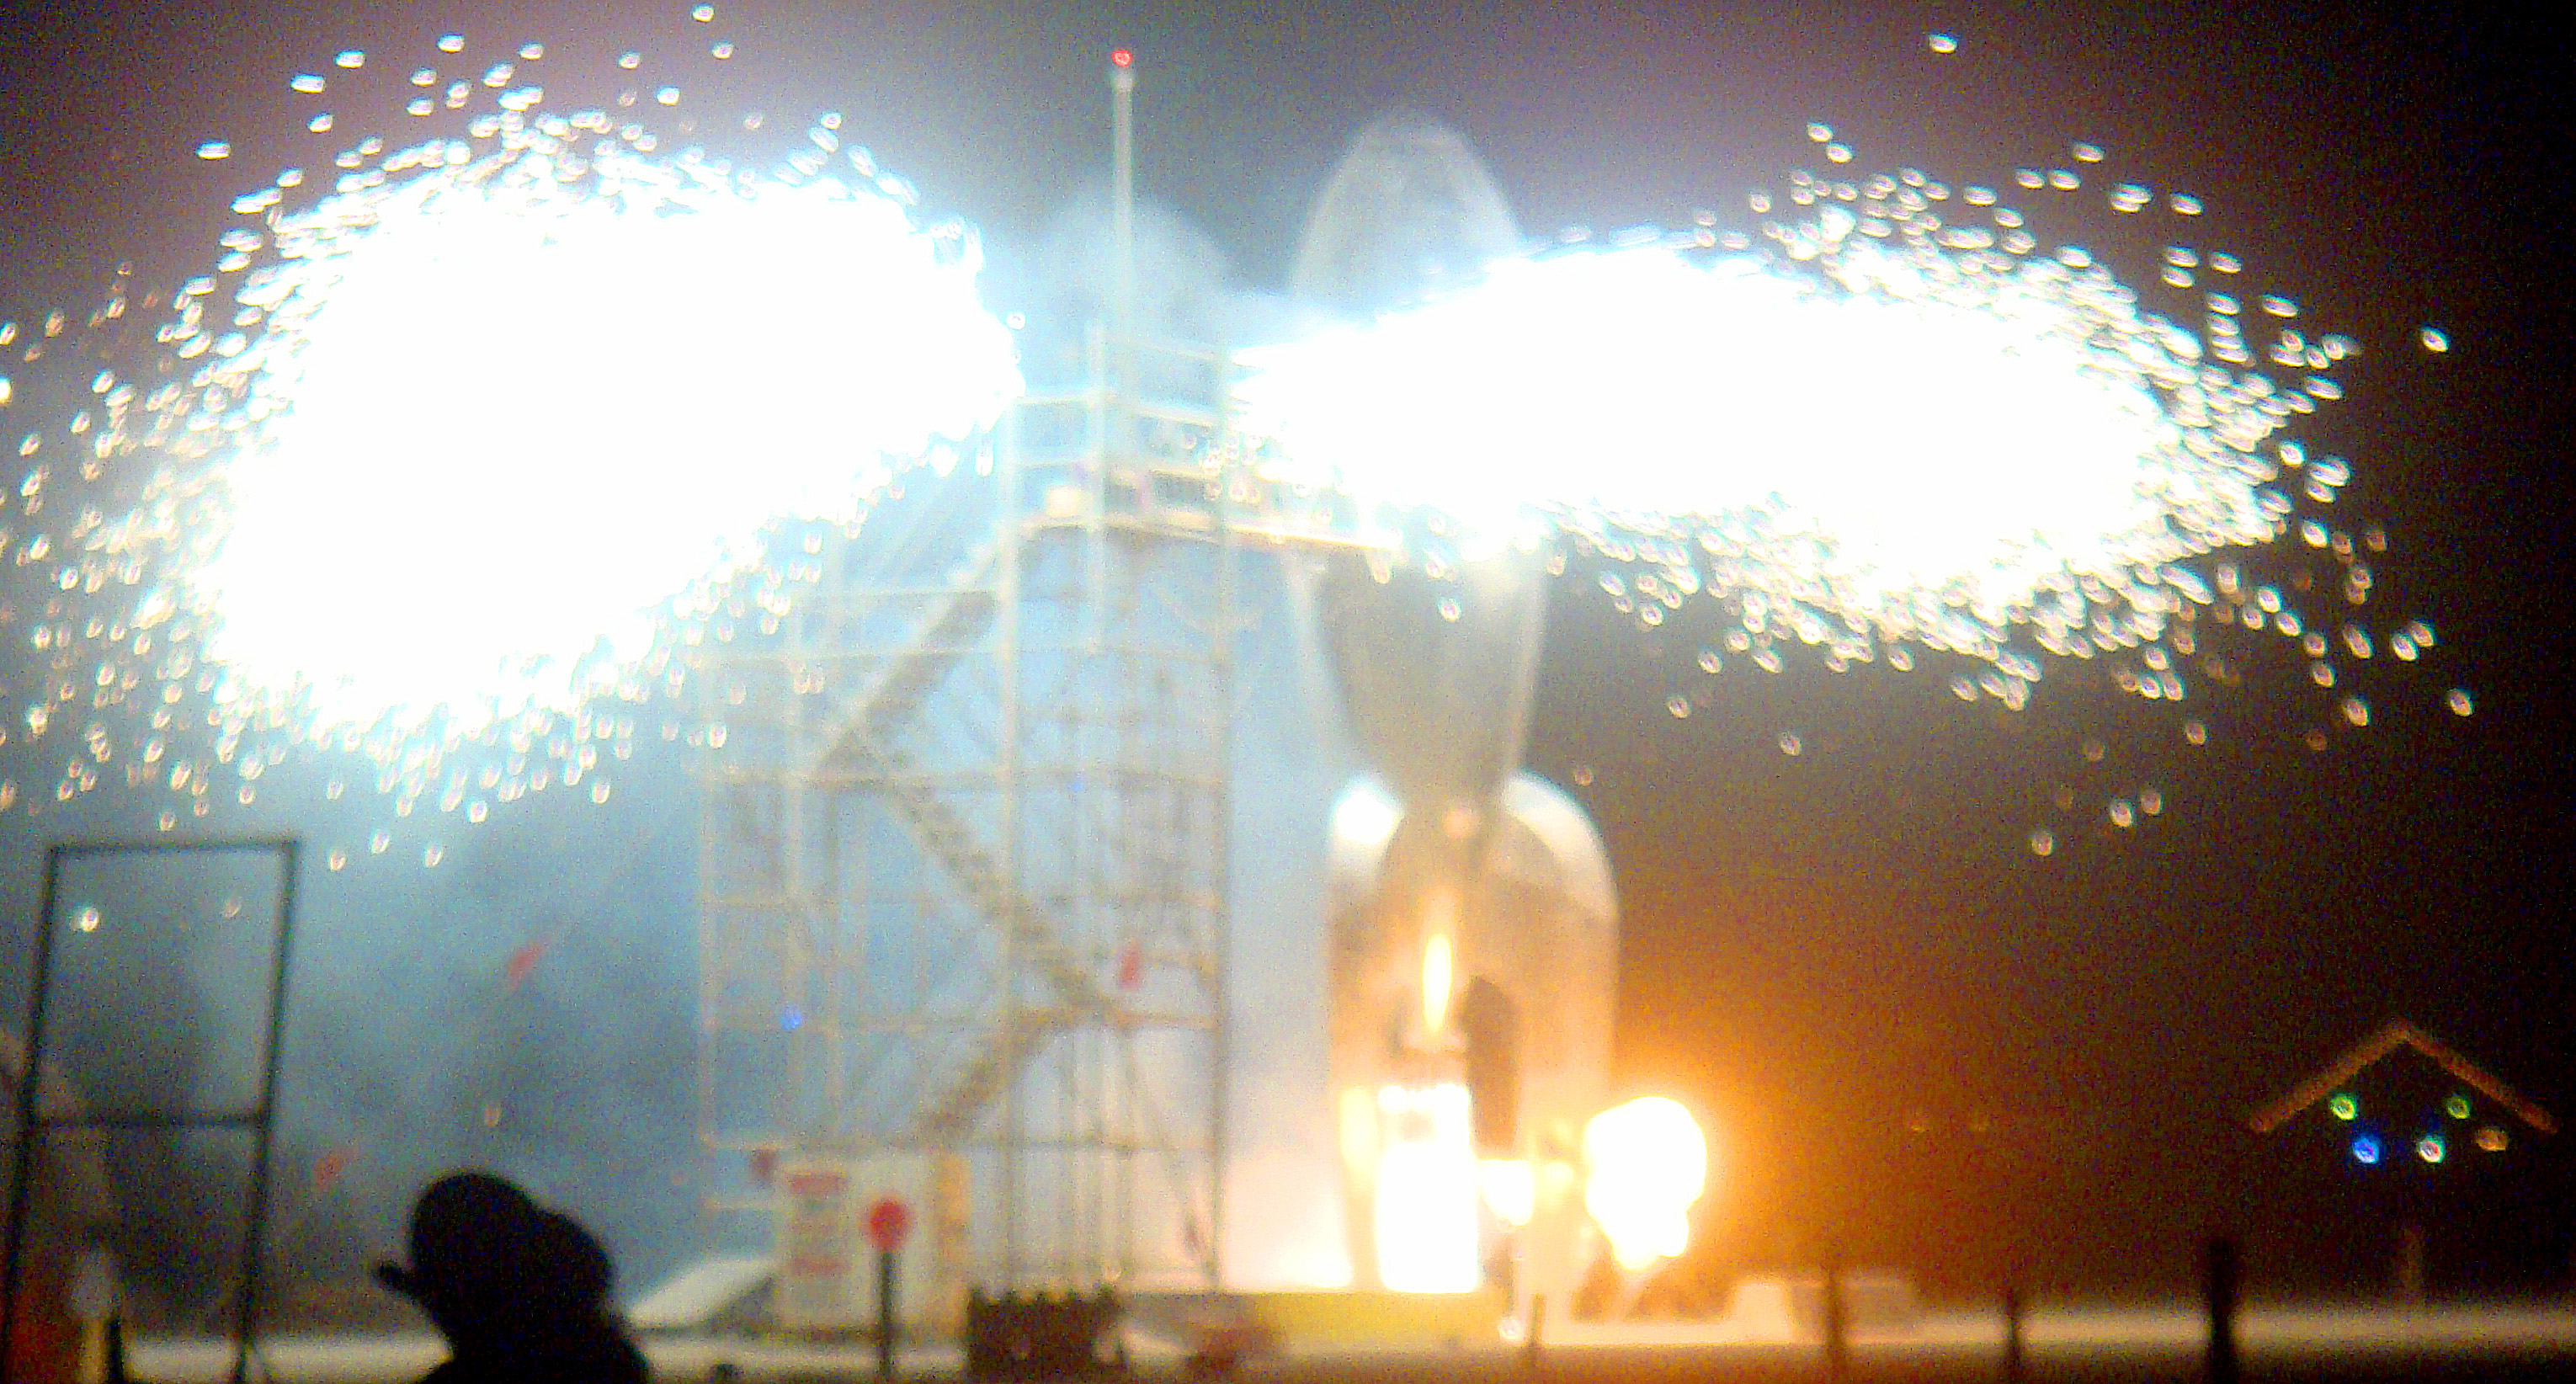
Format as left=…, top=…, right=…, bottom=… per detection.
left=2000, top=1285, right=2024, bottom=1383
left=1206, top=351, right=1237, bottom=1290
left=999, top=404, right=1026, bottom=1289
left=876, top=1248, right=897, bottom=1380
left=2203, top=1235, right=2239, bottom=1384
left=1, top=844, right=69, bottom=1381
left=1110, top=51, right=1136, bottom=356
left=231, top=839, right=301, bottom=1384
left=1820, top=1248, right=1847, bottom=1380
left=994, top=408, right=1024, bottom=1295
left=1522, top=1293, right=1545, bottom=1377
left=1096, top=48, right=1136, bottom=656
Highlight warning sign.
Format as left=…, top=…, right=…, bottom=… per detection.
left=774, top=1161, right=855, bottom=1328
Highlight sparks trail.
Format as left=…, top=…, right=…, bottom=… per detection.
left=1237, top=155, right=2374, bottom=715
left=1, top=51, right=2462, bottom=842
left=0, top=287, right=218, bottom=822
left=176, top=109, right=1018, bottom=753
left=1232, top=136, right=2464, bottom=852
left=6, top=100, right=1015, bottom=830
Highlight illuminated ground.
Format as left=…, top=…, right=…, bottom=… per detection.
left=130, top=1305, right=2576, bottom=1381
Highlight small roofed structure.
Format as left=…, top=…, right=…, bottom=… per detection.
left=2247, top=1018, right=2555, bottom=1139
left=2243, top=1019, right=2566, bottom=1299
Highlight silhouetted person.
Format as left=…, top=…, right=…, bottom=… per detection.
left=376, top=1171, right=647, bottom=1384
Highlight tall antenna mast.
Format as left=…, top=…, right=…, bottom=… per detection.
left=1110, top=48, right=1136, bottom=348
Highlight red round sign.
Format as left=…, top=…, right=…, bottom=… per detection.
left=865, top=1196, right=913, bottom=1253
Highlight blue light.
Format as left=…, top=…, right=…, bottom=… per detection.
left=2350, top=1134, right=2382, bottom=1165
left=780, top=1006, right=805, bottom=1031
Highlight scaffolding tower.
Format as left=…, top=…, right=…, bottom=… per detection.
left=692, top=318, right=1354, bottom=1295
left=689, top=52, right=1374, bottom=1308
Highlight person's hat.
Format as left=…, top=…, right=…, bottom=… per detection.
left=375, top=1171, right=538, bottom=1306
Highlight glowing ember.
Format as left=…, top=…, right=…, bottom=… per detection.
left=1583, top=1095, right=1707, bottom=1270
left=169, top=114, right=1015, bottom=739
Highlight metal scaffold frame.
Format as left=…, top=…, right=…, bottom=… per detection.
left=684, top=51, right=1378, bottom=1310
left=688, top=318, right=1254, bottom=1297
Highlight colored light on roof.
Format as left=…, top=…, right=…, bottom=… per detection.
left=2350, top=1135, right=2381, bottom=1164
left=2328, top=1092, right=2358, bottom=1121
left=2474, top=1126, right=2509, bottom=1152
left=2445, top=1093, right=2472, bottom=1120
left=2416, top=1133, right=2446, bottom=1163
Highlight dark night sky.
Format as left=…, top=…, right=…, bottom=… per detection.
left=5, top=0, right=2573, bottom=1296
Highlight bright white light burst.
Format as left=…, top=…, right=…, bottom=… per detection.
left=1583, top=1096, right=1709, bottom=1271
left=183, top=113, right=1019, bottom=737
left=1238, top=184, right=2337, bottom=684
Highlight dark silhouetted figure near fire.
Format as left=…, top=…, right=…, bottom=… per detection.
left=376, top=1172, right=647, bottom=1384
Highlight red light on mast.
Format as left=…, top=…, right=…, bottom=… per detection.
left=1110, top=48, right=1132, bottom=67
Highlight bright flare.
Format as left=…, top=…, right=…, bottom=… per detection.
left=1375, top=1083, right=1482, bottom=1292
left=1477, top=1158, right=1535, bottom=1228
left=1238, top=189, right=2334, bottom=687
left=1583, top=1096, right=1708, bottom=1270
left=182, top=113, right=1019, bottom=738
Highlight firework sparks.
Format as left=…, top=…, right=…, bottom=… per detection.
left=1237, top=168, right=2348, bottom=703
left=0, top=20, right=2461, bottom=846
left=3, top=15, right=1018, bottom=832
left=173, top=112, right=1018, bottom=742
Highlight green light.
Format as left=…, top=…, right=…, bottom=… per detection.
left=2416, top=1133, right=2446, bottom=1164
left=2328, top=1092, right=2358, bottom=1121
left=2445, top=1093, right=2471, bottom=1120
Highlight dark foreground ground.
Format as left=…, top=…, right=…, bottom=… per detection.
left=130, top=1307, right=2576, bottom=1383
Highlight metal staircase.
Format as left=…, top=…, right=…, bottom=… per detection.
left=810, top=534, right=1002, bottom=762
left=689, top=322, right=1258, bottom=1300
left=681, top=56, right=1415, bottom=1312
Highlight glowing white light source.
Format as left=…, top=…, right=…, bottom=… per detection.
left=1478, top=1158, right=1535, bottom=1228
left=1375, top=1083, right=1482, bottom=1292
left=1237, top=217, right=2324, bottom=678
left=184, top=115, right=1019, bottom=738
left=1583, top=1096, right=1707, bottom=1270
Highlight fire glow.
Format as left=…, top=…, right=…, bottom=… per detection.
left=1583, top=1096, right=1708, bottom=1270
left=1373, top=1083, right=1482, bottom=1292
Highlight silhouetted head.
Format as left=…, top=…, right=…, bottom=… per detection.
left=524, top=1206, right=615, bottom=1310
left=378, top=1171, right=620, bottom=1344
left=376, top=1171, right=642, bottom=1380
left=375, top=1172, right=533, bottom=1312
